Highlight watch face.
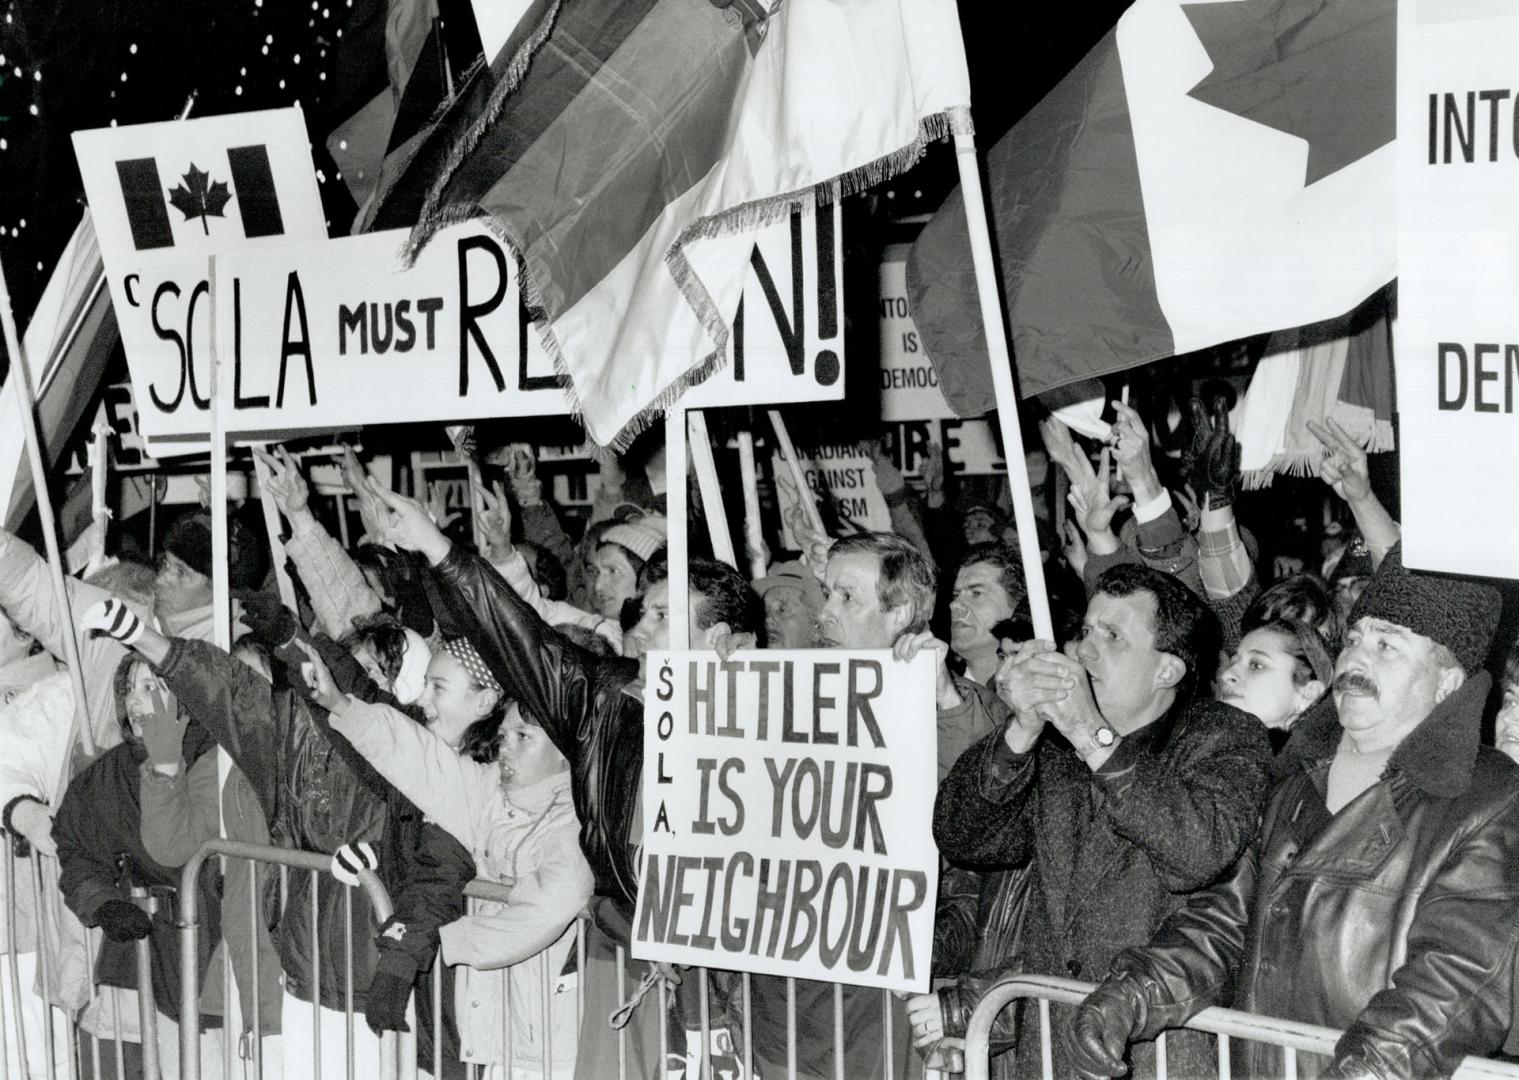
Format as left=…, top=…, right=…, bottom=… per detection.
left=1095, top=726, right=1117, bottom=747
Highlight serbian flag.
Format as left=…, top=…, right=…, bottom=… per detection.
left=907, top=0, right=1395, bottom=417
left=368, top=0, right=971, bottom=448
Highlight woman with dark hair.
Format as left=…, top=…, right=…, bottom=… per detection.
left=301, top=637, right=592, bottom=1078
left=1495, top=649, right=1519, bottom=764
left=1216, top=618, right=1332, bottom=750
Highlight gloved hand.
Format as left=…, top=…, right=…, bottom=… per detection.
left=80, top=598, right=144, bottom=646
left=1187, top=395, right=1240, bottom=511
left=364, top=969, right=414, bottom=1035
left=1063, top=976, right=1148, bottom=1080
left=330, top=841, right=379, bottom=886
left=235, top=590, right=298, bottom=650
left=138, top=684, right=188, bottom=770
left=96, top=899, right=153, bottom=942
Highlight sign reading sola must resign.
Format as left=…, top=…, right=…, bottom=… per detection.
left=633, top=650, right=938, bottom=994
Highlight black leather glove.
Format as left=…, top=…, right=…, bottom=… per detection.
left=1188, top=395, right=1240, bottom=511
left=96, top=899, right=153, bottom=942
left=1063, top=976, right=1149, bottom=1080
left=236, top=589, right=298, bottom=649
left=364, top=970, right=414, bottom=1035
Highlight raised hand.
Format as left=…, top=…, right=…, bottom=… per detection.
left=473, top=479, right=514, bottom=561
left=1067, top=448, right=1128, bottom=554
left=340, top=446, right=390, bottom=547
left=294, top=638, right=347, bottom=714
left=1108, top=400, right=1162, bottom=502
left=253, top=446, right=311, bottom=521
left=1307, top=417, right=1371, bottom=504
left=920, top=442, right=946, bottom=505
left=139, top=684, right=189, bottom=771
left=370, top=479, right=451, bottom=565
left=1039, top=417, right=1093, bottom=488
left=80, top=597, right=145, bottom=646
left=1061, top=520, right=1089, bottom=578
left=1187, top=396, right=1241, bottom=511
left=425, top=483, right=462, bottom=531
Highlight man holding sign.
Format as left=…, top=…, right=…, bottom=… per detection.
left=928, top=564, right=1272, bottom=1080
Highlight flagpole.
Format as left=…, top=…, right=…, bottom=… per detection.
left=666, top=408, right=690, bottom=651
left=766, top=409, right=826, bottom=538
left=687, top=410, right=737, bottom=570
left=735, top=429, right=765, bottom=580
left=951, top=129, right=1054, bottom=640
left=208, top=254, right=232, bottom=652
left=0, top=255, right=97, bottom=758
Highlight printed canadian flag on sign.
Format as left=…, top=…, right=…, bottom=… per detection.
left=71, top=108, right=327, bottom=449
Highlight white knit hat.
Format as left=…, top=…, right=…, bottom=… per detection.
left=600, top=515, right=668, bottom=563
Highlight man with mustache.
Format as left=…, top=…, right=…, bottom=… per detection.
left=1065, top=544, right=1519, bottom=1080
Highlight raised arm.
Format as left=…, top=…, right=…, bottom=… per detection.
left=324, top=692, right=495, bottom=847
left=370, top=479, right=625, bottom=760
left=438, top=819, right=593, bottom=970
left=1309, top=418, right=1400, bottom=568
left=256, top=446, right=382, bottom=638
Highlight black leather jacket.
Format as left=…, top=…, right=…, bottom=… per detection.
left=431, top=547, right=644, bottom=922
left=1110, top=673, right=1519, bottom=1079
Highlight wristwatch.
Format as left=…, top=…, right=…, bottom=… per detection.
left=1094, top=725, right=1118, bottom=748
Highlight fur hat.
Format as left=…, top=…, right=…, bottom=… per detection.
left=1348, top=543, right=1502, bottom=674
left=600, top=515, right=668, bottom=564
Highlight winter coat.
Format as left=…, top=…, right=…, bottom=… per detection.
left=139, top=748, right=285, bottom=1035
left=428, top=546, right=644, bottom=919
left=933, top=696, right=1272, bottom=1080
left=0, top=665, right=72, bottom=957
left=1112, top=673, right=1519, bottom=1079
left=329, top=697, right=592, bottom=1073
left=154, top=636, right=390, bottom=1011
left=53, top=733, right=222, bottom=1024
left=283, top=514, right=383, bottom=640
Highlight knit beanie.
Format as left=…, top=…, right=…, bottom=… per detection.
left=1348, top=543, right=1502, bottom=673
left=600, top=515, right=668, bottom=564
left=163, top=513, right=267, bottom=592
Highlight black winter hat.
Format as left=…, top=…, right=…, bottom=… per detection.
left=163, top=512, right=267, bottom=592
left=1348, top=543, right=1502, bottom=674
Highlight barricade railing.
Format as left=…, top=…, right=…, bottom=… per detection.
left=177, top=838, right=403, bottom=1080
left=2, top=844, right=91, bottom=1080
left=963, top=974, right=1519, bottom=1080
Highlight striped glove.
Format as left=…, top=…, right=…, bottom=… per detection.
left=330, top=842, right=378, bottom=886
left=80, top=598, right=145, bottom=646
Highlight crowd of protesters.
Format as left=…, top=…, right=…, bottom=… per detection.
left=1, top=390, right=1518, bottom=1080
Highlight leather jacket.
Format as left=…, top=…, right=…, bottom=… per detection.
left=1112, top=673, right=1519, bottom=1079
left=430, top=546, right=644, bottom=924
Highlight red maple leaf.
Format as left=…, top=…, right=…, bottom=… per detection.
left=166, top=164, right=233, bottom=235
left=1181, top=0, right=1394, bottom=186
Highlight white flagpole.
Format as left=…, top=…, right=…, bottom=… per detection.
left=735, top=429, right=765, bottom=580
left=687, top=410, right=737, bottom=570
left=0, top=256, right=97, bottom=757
left=665, top=408, right=690, bottom=651
left=208, top=255, right=232, bottom=651
left=951, top=128, right=1054, bottom=640
left=766, top=409, right=826, bottom=537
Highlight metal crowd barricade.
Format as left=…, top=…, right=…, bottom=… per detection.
left=177, top=838, right=405, bottom=1080
left=962, top=974, right=1519, bottom=1080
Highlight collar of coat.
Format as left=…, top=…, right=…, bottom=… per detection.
left=1273, top=669, right=1493, bottom=798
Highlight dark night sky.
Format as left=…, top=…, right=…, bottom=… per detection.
left=0, top=0, right=1132, bottom=361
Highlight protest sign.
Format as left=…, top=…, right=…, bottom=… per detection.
left=772, top=443, right=891, bottom=544
left=633, top=649, right=938, bottom=993
left=114, top=200, right=841, bottom=440
left=72, top=109, right=329, bottom=449
left=1396, top=2, right=1519, bottom=578
left=879, top=257, right=956, bottom=422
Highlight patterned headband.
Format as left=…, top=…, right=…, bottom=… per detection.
left=439, top=637, right=502, bottom=696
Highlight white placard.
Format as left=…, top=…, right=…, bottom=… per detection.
left=1395, top=1, right=1519, bottom=578
left=879, top=259, right=956, bottom=422
left=73, top=109, right=329, bottom=447
left=633, top=649, right=938, bottom=993
left=122, top=202, right=842, bottom=441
